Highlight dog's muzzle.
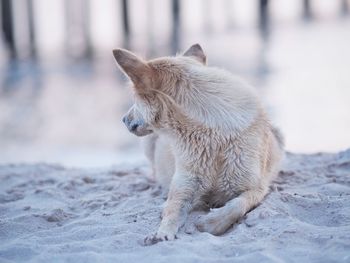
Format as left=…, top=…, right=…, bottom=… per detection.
left=122, top=116, right=153, bottom=136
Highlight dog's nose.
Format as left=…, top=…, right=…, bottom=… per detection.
left=122, top=116, right=127, bottom=124
left=130, top=122, right=139, bottom=132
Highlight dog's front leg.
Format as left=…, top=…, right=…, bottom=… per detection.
left=144, top=172, right=196, bottom=245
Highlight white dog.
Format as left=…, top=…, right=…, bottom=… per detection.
left=113, top=44, right=284, bottom=245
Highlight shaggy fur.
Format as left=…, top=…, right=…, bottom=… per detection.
left=113, top=44, right=284, bottom=245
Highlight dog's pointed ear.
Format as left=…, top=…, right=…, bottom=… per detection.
left=183, top=44, right=207, bottom=65
left=113, top=48, right=152, bottom=88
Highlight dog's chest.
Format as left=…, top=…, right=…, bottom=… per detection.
left=193, top=169, right=241, bottom=208
left=194, top=155, right=250, bottom=208
left=197, top=185, right=237, bottom=209
left=179, top=135, right=252, bottom=206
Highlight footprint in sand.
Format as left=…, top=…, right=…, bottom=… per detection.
left=36, top=208, right=76, bottom=223
left=280, top=192, right=349, bottom=227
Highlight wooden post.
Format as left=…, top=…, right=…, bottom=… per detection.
left=1, top=0, right=16, bottom=58
left=121, top=0, right=130, bottom=48
left=171, top=0, right=180, bottom=54
left=27, top=0, right=37, bottom=58
left=341, top=0, right=349, bottom=16
left=259, top=0, right=269, bottom=31
left=83, top=0, right=93, bottom=58
left=258, top=0, right=269, bottom=41
left=303, top=0, right=312, bottom=20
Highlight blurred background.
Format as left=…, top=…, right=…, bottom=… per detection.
left=0, top=0, right=350, bottom=168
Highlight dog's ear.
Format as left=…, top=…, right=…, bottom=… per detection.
left=113, top=48, right=152, bottom=89
left=183, top=44, right=207, bottom=65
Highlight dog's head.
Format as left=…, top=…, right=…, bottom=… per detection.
left=113, top=44, right=206, bottom=137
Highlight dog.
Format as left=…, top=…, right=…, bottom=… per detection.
left=113, top=44, right=284, bottom=245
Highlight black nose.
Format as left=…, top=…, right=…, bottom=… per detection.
left=122, top=116, right=127, bottom=124
left=130, top=123, right=139, bottom=131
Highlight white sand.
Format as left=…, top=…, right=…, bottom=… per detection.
left=0, top=150, right=350, bottom=263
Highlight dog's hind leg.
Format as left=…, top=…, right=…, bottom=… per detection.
left=195, top=187, right=268, bottom=235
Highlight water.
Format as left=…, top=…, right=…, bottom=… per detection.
left=1, top=1, right=350, bottom=167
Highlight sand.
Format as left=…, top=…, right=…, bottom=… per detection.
left=0, top=149, right=350, bottom=263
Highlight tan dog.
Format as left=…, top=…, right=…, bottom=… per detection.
left=113, top=44, right=284, bottom=245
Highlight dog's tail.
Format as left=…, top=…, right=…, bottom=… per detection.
left=271, top=126, right=284, bottom=150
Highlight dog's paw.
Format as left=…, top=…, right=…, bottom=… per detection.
left=195, top=212, right=231, bottom=236
left=143, top=234, right=162, bottom=246
left=143, top=231, right=177, bottom=246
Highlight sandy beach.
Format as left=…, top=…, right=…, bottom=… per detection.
left=0, top=149, right=350, bottom=263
